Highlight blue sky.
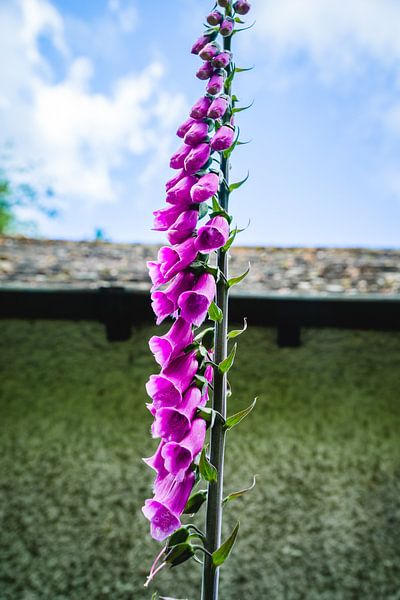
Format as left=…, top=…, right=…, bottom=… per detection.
left=1, top=0, right=400, bottom=247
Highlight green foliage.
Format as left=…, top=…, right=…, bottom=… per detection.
left=199, top=447, right=218, bottom=483
left=212, top=522, right=240, bottom=567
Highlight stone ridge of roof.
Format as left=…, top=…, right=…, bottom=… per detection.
left=1, top=236, right=399, bottom=296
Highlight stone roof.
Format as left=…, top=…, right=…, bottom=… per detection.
left=1, top=235, right=399, bottom=296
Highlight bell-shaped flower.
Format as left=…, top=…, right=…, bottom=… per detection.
left=206, top=72, right=225, bottom=95
left=162, top=419, right=207, bottom=481
left=206, top=10, right=223, bottom=26
left=151, top=271, right=195, bottom=323
left=207, top=96, right=229, bottom=119
left=158, top=237, right=198, bottom=281
left=234, top=0, right=251, bottom=15
left=170, top=143, right=192, bottom=169
left=191, top=34, right=212, bottom=55
left=147, top=261, right=168, bottom=289
left=176, top=117, right=197, bottom=139
left=166, top=175, right=197, bottom=204
left=184, top=143, right=211, bottom=175
left=153, top=204, right=185, bottom=232
left=142, top=471, right=195, bottom=541
left=199, top=42, right=221, bottom=61
left=190, top=171, right=219, bottom=203
left=210, top=124, right=235, bottom=151
left=183, top=121, right=209, bottom=147
left=165, top=169, right=185, bottom=192
left=166, top=210, right=198, bottom=245
left=149, top=317, right=193, bottom=368
left=152, top=387, right=204, bottom=442
left=146, top=352, right=198, bottom=410
left=178, top=273, right=216, bottom=327
left=190, top=96, right=212, bottom=120
left=143, top=440, right=168, bottom=481
left=195, top=216, right=230, bottom=253
left=196, top=61, right=214, bottom=81
left=220, top=17, right=234, bottom=37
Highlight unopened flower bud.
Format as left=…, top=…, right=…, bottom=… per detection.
left=196, top=61, right=214, bottom=81
left=190, top=96, right=212, bottom=119
left=191, top=35, right=210, bottom=55
left=199, top=42, right=221, bottom=61
left=183, top=121, right=209, bottom=147
left=170, top=143, right=192, bottom=169
left=234, top=0, right=251, bottom=15
left=176, top=117, right=197, bottom=139
left=211, top=51, right=232, bottom=69
left=190, top=172, right=219, bottom=203
left=210, top=124, right=235, bottom=151
left=184, top=142, right=211, bottom=174
left=217, top=0, right=231, bottom=7
left=220, top=17, right=234, bottom=37
left=206, top=72, right=225, bottom=95
left=207, top=96, right=229, bottom=119
left=206, top=10, right=223, bottom=26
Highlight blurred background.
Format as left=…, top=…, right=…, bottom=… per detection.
left=0, top=0, right=399, bottom=599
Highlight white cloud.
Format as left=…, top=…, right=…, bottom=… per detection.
left=0, top=0, right=187, bottom=221
left=107, top=0, right=138, bottom=33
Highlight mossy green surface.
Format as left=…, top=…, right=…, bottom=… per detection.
left=0, top=320, right=399, bottom=599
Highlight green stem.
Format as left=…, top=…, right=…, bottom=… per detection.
left=201, top=32, right=232, bottom=600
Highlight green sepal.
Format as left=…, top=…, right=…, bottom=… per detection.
left=212, top=521, right=240, bottom=567
left=198, top=202, right=209, bottom=220
left=199, top=446, right=218, bottom=483
left=194, top=326, right=215, bottom=348
left=183, top=490, right=208, bottom=515
left=227, top=317, right=247, bottom=340
left=165, top=543, right=195, bottom=567
left=222, top=475, right=257, bottom=505
left=167, top=527, right=190, bottom=549
left=227, top=264, right=250, bottom=288
left=197, top=406, right=225, bottom=428
left=218, top=343, right=237, bottom=374
left=229, top=171, right=249, bottom=193
left=225, top=397, right=257, bottom=431
left=208, top=301, right=223, bottom=323
left=234, top=16, right=245, bottom=23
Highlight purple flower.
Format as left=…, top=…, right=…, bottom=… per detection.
left=199, top=42, right=221, bottom=61
left=190, top=171, right=219, bottom=203
left=166, top=210, right=198, bottom=245
left=165, top=169, right=186, bottom=192
left=143, top=441, right=169, bottom=481
left=147, top=261, right=168, bottom=289
left=206, top=10, right=223, bottom=26
left=176, top=117, right=197, bottom=139
left=206, top=72, right=225, bottom=95
left=220, top=17, right=234, bottom=37
left=170, top=143, right=192, bottom=169
left=195, top=216, right=230, bottom=253
left=207, top=96, right=229, bottom=119
left=162, top=419, right=206, bottom=481
left=196, top=61, right=214, bottom=81
left=153, top=205, right=183, bottom=232
left=166, top=175, right=197, bottom=204
left=149, top=318, right=194, bottom=368
left=190, top=96, right=212, bottom=120
left=151, top=271, right=195, bottom=323
left=183, top=121, right=209, bottom=147
left=152, top=386, right=204, bottom=441
left=178, top=273, right=217, bottom=326
left=142, top=471, right=195, bottom=541
left=234, top=0, right=251, bottom=15
left=191, top=34, right=212, bottom=55
left=217, top=0, right=231, bottom=7
left=146, top=352, right=198, bottom=409
left=210, top=124, right=235, bottom=151
left=158, top=237, right=198, bottom=281
left=211, top=51, right=232, bottom=69
left=184, top=143, right=211, bottom=175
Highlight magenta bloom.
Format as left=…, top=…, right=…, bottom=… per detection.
left=166, top=175, right=197, bottom=204
left=220, top=18, right=234, bottom=37
left=184, top=142, right=211, bottom=175
left=183, top=121, right=209, bottom=147
left=196, top=61, right=214, bottom=80
left=152, top=387, right=204, bottom=441
left=158, top=237, right=198, bottom=281
left=206, top=10, right=223, bottom=26
left=207, top=96, right=229, bottom=119
left=195, top=216, right=230, bottom=253
left=142, top=471, right=195, bottom=541
left=234, top=0, right=251, bottom=15
left=176, top=117, right=197, bottom=139
left=191, top=34, right=212, bottom=55
left=212, top=51, right=232, bottom=69
left=199, top=42, right=220, bottom=61
left=165, top=169, right=186, bottom=192
left=151, top=271, right=195, bottom=323
left=153, top=205, right=184, bottom=232
left=146, top=351, right=198, bottom=409
left=170, top=143, right=192, bottom=169
left=162, top=419, right=206, bottom=481
left=149, top=317, right=193, bottom=368
left=206, top=72, right=225, bottom=95
left=178, top=273, right=216, bottom=326
left=166, top=210, right=198, bottom=245
left=190, top=96, right=212, bottom=119
left=190, top=171, right=219, bottom=203
left=210, top=124, right=235, bottom=151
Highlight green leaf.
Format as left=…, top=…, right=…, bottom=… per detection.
left=212, top=522, right=240, bottom=567
left=223, top=475, right=257, bottom=505
left=224, top=69, right=235, bottom=92
left=227, top=318, right=248, bottom=340
left=225, top=398, right=257, bottom=430
left=234, top=16, right=245, bottom=23
left=167, top=527, right=190, bottom=549
left=151, top=593, right=158, bottom=600
left=235, top=65, right=255, bottom=73
left=232, top=99, right=254, bottom=114
left=211, top=195, right=223, bottom=213
left=222, top=126, right=240, bottom=159
left=199, top=447, right=218, bottom=483
left=194, top=326, right=214, bottom=343
left=227, top=265, right=250, bottom=288
left=183, top=490, right=207, bottom=515
left=198, top=202, right=209, bottom=220
left=218, top=343, right=237, bottom=374
left=229, top=171, right=249, bottom=193
left=232, top=20, right=256, bottom=34
left=208, top=301, right=223, bottom=323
